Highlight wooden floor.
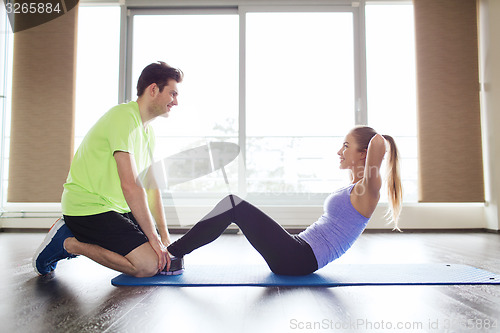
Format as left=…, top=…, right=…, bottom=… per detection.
left=1, top=230, right=499, bottom=333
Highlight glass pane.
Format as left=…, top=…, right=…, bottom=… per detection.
left=0, top=5, right=13, bottom=206
left=132, top=14, right=239, bottom=194
left=75, top=6, right=121, bottom=151
left=366, top=4, right=418, bottom=202
left=246, top=12, right=355, bottom=196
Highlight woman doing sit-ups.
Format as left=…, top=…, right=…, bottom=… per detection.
left=167, top=126, right=402, bottom=276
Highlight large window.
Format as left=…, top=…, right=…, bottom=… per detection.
left=0, top=5, right=13, bottom=208
left=245, top=11, right=354, bottom=201
left=128, top=6, right=361, bottom=204
left=73, top=2, right=418, bottom=205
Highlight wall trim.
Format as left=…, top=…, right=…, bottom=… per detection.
left=0, top=202, right=490, bottom=231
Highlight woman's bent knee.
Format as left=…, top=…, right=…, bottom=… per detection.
left=227, top=194, right=244, bottom=206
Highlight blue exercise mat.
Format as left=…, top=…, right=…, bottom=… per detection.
left=111, top=263, right=500, bottom=287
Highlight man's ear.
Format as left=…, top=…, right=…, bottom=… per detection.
left=148, top=83, right=158, bottom=97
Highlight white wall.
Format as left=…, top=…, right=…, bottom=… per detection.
left=479, top=0, right=500, bottom=231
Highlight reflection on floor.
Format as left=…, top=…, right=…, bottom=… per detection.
left=1, top=231, right=499, bottom=332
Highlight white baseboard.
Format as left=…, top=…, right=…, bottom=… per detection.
left=0, top=202, right=489, bottom=231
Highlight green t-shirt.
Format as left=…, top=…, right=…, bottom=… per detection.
left=62, top=101, right=155, bottom=216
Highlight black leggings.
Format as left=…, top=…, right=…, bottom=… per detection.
left=167, top=195, right=318, bottom=276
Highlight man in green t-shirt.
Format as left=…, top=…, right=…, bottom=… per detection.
left=33, top=62, right=184, bottom=277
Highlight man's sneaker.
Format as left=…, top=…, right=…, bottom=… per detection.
left=160, top=256, right=184, bottom=276
left=32, top=217, right=77, bottom=275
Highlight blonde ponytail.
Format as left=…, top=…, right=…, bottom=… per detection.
left=382, top=135, right=403, bottom=230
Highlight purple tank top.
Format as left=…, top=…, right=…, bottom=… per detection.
left=298, top=184, right=370, bottom=269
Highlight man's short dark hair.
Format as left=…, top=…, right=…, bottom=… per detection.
left=136, top=61, right=183, bottom=97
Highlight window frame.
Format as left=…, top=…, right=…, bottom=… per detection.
left=123, top=4, right=366, bottom=204
left=0, top=6, right=13, bottom=211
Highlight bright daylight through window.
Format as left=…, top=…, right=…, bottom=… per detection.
left=131, top=13, right=239, bottom=196
left=246, top=12, right=354, bottom=202
left=73, top=3, right=418, bottom=206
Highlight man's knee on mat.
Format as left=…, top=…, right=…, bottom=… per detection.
left=126, top=243, right=160, bottom=277
left=131, top=263, right=158, bottom=278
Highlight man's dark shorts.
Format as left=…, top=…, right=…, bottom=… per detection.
left=64, top=211, right=149, bottom=256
